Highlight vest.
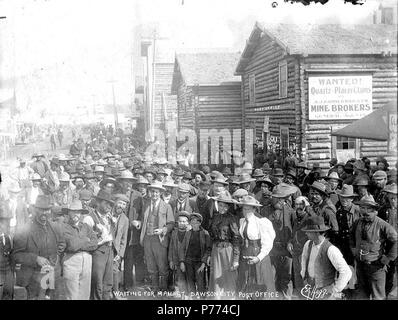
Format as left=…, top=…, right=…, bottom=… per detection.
left=306, top=239, right=336, bottom=289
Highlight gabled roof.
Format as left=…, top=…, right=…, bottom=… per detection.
left=172, top=52, right=241, bottom=92
left=236, top=22, right=397, bottom=74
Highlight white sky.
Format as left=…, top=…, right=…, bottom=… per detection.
left=0, top=0, right=383, bottom=115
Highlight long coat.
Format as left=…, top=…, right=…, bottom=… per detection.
left=139, top=199, right=174, bottom=247
left=112, top=213, right=129, bottom=258
left=169, top=197, right=199, bottom=219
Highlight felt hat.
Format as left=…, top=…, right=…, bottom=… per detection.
left=271, top=184, right=296, bottom=198
left=113, top=193, right=130, bottom=203
left=228, top=176, right=240, bottom=185
left=256, top=176, right=275, bottom=187
left=354, top=195, right=379, bottom=209
left=96, top=159, right=107, bottom=166
left=31, top=173, right=42, bottom=181
left=50, top=157, right=60, bottom=166
left=232, top=188, right=249, bottom=198
left=176, top=210, right=191, bottom=220
left=329, top=158, right=338, bottom=166
left=156, top=168, right=168, bottom=177
left=373, top=170, right=387, bottom=180
left=189, top=212, right=203, bottom=222
left=95, top=190, right=115, bottom=204
left=32, top=152, right=44, bottom=158
left=238, top=195, right=262, bottom=207
left=383, top=184, right=397, bottom=195
left=325, top=172, right=342, bottom=182
left=211, top=193, right=235, bottom=204
left=178, top=183, right=191, bottom=193
left=302, top=216, right=330, bottom=232
left=58, top=172, right=71, bottom=182
left=252, top=169, right=265, bottom=178
left=211, top=177, right=229, bottom=185
left=117, top=170, right=137, bottom=181
left=353, top=177, right=370, bottom=186
left=144, top=167, right=157, bottom=176
left=241, top=162, right=253, bottom=171
left=262, top=163, right=272, bottom=172
left=272, top=168, right=284, bottom=177
left=135, top=175, right=150, bottom=185
left=94, top=166, right=105, bottom=173
left=33, top=195, right=52, bottom=210
left=99, top=177, right=120, bottom=189
left=183, top=172, right=193, bottom=180
left=193, top=170, right=206, bottom=181
left=173, top=168, right=185, bottom=177
left=310, top=181, right=328, bottom=196
left=336, top=184, right=357, bottom=198
left=201, top=165, right=211, bottom=174
left=237, top=173, right=256, bottom=184
left=163, top=177, right=179, bottom=188
left=68, top=200, right=88, bottom=214
left=147, top=180, right=165, bottom=191
left=344, top=163, right=354, bottom=171
left=222, top=167, right=233, bottom=176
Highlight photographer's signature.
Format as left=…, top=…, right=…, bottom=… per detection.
left=300, top=284, right=328, bottom=300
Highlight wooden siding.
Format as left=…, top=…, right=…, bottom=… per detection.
left=302, top=55, right=397, bottom=168
left=153, top=63, right=177, bottom=129
left=241, top=34, right=298, bottom=152
left=176, top=76, right=194, bottom=131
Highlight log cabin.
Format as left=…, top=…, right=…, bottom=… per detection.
left=235, top=22, right=397, bottom=168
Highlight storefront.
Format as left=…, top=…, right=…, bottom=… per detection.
left=235, top=22, right=397, bottom=168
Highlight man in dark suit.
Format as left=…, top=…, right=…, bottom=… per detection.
left=138, top=181, right=174, bottom=291
left=169, top=183, right=198, bottom=219
left=111, top=194, right=129, bottom=295
left=12, top=195, right=66, bottom=300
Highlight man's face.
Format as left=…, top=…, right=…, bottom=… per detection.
left=145, top=173, right=154, bottom=182
left=218, top=201, right=229, bottom=214
left=98, top=199, right=112, bottom=214
left=305, top=232, right=319, bottom=242
left=50, top=163, right=58, bottom=171
left=213, top=182, right=225, bottom=197
left=174, top=176, right=182, bottom=184
left=295, top=201, right=306, bottom=215
left=103, top=183, right=115, bottom=194
left=284, top=175, right=295, bottom=185
left=309, top=189, right=323, bottom=204
left=115, top=200, right=127, bottom=215
left=377, top=162, right=386, bottom=171
left=190, top=218, right=201, bottom=231
left=81, top=199, right=91, bottom=209
left=198, top=186, right=209, bottom=197
left=272, top=197, right=285, bottom=210
left=150, top=188, right=161, bottom=201
left=74, top=179, right=84, bottom=189
left=59, top=181, right=69, bottom=191
left=137, top=184, right=147, bottom=196
left=35, top=156, right=42, bottom=162
left=373, top=177, right=386, bottom=189
left=35, top=207, right=51, bottom=225
left=20, top=162, right=26, bottom=168
left=339, top=196, right=354, bottom=210
left=177, top=216, right=189, bottom=230
left=241, top=182, right=250, bottom=192
left=157, top=174, right=166, bottom=182
left=328, top=179, right=339, bottom=190
left=337, top=166, right=344, bottom=175
left=357, top=186, right=368, bottom=198
left=121, top=181, right=132, bottom=193
left=242, top=205, right=254, bottom=217
left=32, top=180, right=41, bottom=188
left=275, top=176, right=283, bottom=184
left=195, top=174, right=203, bottom=183
left=260, top=183, right=271, bottom=195
left=68, top=211, right=81, bottom=225
left=360, top=205, right=377, bottom=222
left=178, top=190, right=189, bottom=201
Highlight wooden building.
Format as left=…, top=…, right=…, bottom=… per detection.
left=235, top=23, right=397, bottom=168
left=171, top=52, right=242, bottom=165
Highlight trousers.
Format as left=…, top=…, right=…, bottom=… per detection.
left=143, top=235, right=168, bottom=277
left=270, top=255, right=293, bottom=299
left=63, top=252, right=92, bottom=300
left=124, top=244, right=146, bottom=288
left=185, top=261, right=205, bottom=295
left=357, top=260, right=386, bottom=300
left=91, top=244, right=113, bottom=300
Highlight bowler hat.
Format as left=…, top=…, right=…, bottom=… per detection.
left=336, top=184, right=357, bottom=198
left=99, top=177, right=120, bottom=190
left=310, top=181, right=328, bottom=196
left=95, top=190, right=115, bottom=204
left=238, top=195, right=262, bottom=207
left=302, top=216, right=330, bottom=232
left=33, top=195, right=53, bottom=210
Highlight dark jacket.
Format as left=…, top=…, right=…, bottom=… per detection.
left=180, top=227, right=212, bottom=264
left=63, top=221, right=98, bottom=254
left=112, top=213, right=129, bottom=258
left=169, top=197, right=199, bottom=219
left=168, top=229, right=187, bottom=266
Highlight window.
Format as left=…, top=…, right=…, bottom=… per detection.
left=249, top=74, right=256, bottom=106
left=279, top=60, right=287, bottom=98
left=381, top=7, right=394, bottom=24
left=336, top=136, right=356, bottom=150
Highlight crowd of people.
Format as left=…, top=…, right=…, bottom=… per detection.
left=0, top=124, right=397, bottom=301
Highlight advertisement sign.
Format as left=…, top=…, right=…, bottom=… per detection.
left=388, top=112, right=397, bottom=154
left=263, top=116, right=269, bottom=133
left=308, top=75, right=373, bottom=120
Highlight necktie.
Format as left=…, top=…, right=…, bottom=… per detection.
left=243, top=218, right=249, bottom=239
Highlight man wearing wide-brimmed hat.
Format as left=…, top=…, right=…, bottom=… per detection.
left=350, top=195, right=397, bottom=300
left=309, top=181, right=339, bottom=244
left=44, top=157, right=61, bottom=193
left=325, top=172, right=343, bottom=206
left=63, top=200, right=98, bottom=300
left=53, top=172, right=74, bottom=208
left=300, top=216, right=352, bottom=300
left=296, top=161, right=308, bottom=189
left=254, top=177, right=275, bottom=218
left=12, top=195, right=65, bottom=300
left=236, top=195, right=276, bottom=296
left=27, top=173, right=46, bottom=208
left=116, top=170, right=138, bottom=201
left=83, top=190, right=115, bottom=300
left=139, top=180, right=174, bottom=292
left=169, top=183, right=198, bottom=219
left=99, top=177, right=120, bottom=195
left=372, top=170, right=388, bottom=207
left=236, top=173, right=256, bottom=195
left=30, top=152, right=49, bottom=179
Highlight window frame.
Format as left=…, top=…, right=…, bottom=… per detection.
left=248, top=73, right=256, bottom=106
left=279, top=60, right=288, bottom=99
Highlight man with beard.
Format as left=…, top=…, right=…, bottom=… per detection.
left=117, top=170, right=139, bottom=201
left=110, top=194, right=129, bottom=296
left=193, top=181, right=211, bottom=217
left=296, top=162, right=308, bottom=190
left=324, top=172, right=342, bottom=207
left=353, top=177, right=371, bottom=201
left=371, top=170, right=388, bottom=207
left=350, top=195, right=397, bottom=300
left=84, top=190, right=115, bottom=300
left=268, top=184, right=296, bottom=299
left=309, top=181, right=339, bottom=245
left=53, top=172, right=74, bottom=208
left=13, top=195, right=65, bottom=300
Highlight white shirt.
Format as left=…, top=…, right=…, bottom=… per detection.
left=9, top=198, right=18, bottom=227
left=29, top=186, right=40, bottom=205
left=239, top=215, right=276, bottom=261
left=301, top=238, right=352, bottom=292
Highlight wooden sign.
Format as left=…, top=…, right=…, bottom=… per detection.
left=388, top=112, right=397, bottom=154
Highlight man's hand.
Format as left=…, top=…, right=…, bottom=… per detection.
left=36, top=256, right=50, bottom=267
left=180, top=262, right=186, bottom=273
left=380, top=255, right=390, bottom=266
left=247, top=256, right=260, bottom=265
left=206, top=256, right=211, bottom=266
left=197, top=263, right=206, bottom=273
left=114, top=255, right=121, bottom=262
left=287, top=243, right=293, bottom=254
left=230, top=262, right=239, bottom=271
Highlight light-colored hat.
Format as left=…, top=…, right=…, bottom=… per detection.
left=59, top=172, right=71, bottom=182
left=31, top=173, right=42, bottom=181
left=336, top=184, right=357, bottom=198
left=147, top=180, right=165, bottom=191
left=68, top=200, right=88, bottom=213
left=94, top=166, right=105, bottom=173
left=162, top=177, right=179, bottom=188
left=232, top=189, right=249, bottom=198
left=117, top=170, right=137, bottom=181
left=237, top=173, right=256, bottom=184
left=113, top=193, right=130, bottom=203
left=354, top=195, right=379, bottom=209
left=383, top=184, right=397, bottom=195
left=211, top=193, right=235, bottom=204
left=373, top=170, right=387, bottom=180
left=238, top=195, right=262, bottom=207
left=272, top=183, right=297, bottom=198
left=135, top=175, right=150, bottom=185
left=178, top=183, right=191, bottom=193
left=325, top=172, right=342, bottom=182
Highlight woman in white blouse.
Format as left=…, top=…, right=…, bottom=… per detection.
left=237, top=195, right=276, bottom=298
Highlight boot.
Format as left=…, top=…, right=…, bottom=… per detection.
left=150, top=274, right=159, bottom=292
left=159, top=275, right=168, bottom=292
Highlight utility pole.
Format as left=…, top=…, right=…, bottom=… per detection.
left=107, top=80, right=118, bottom=130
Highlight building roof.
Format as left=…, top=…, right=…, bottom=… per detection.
left=236, top=22, right=397, bottom=73
left=172, top=52, right=241, bottom=89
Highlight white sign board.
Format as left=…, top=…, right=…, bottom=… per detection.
left=308, top=75, right=373, bottom=120
left=263, top=116, right=269, bottom=132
